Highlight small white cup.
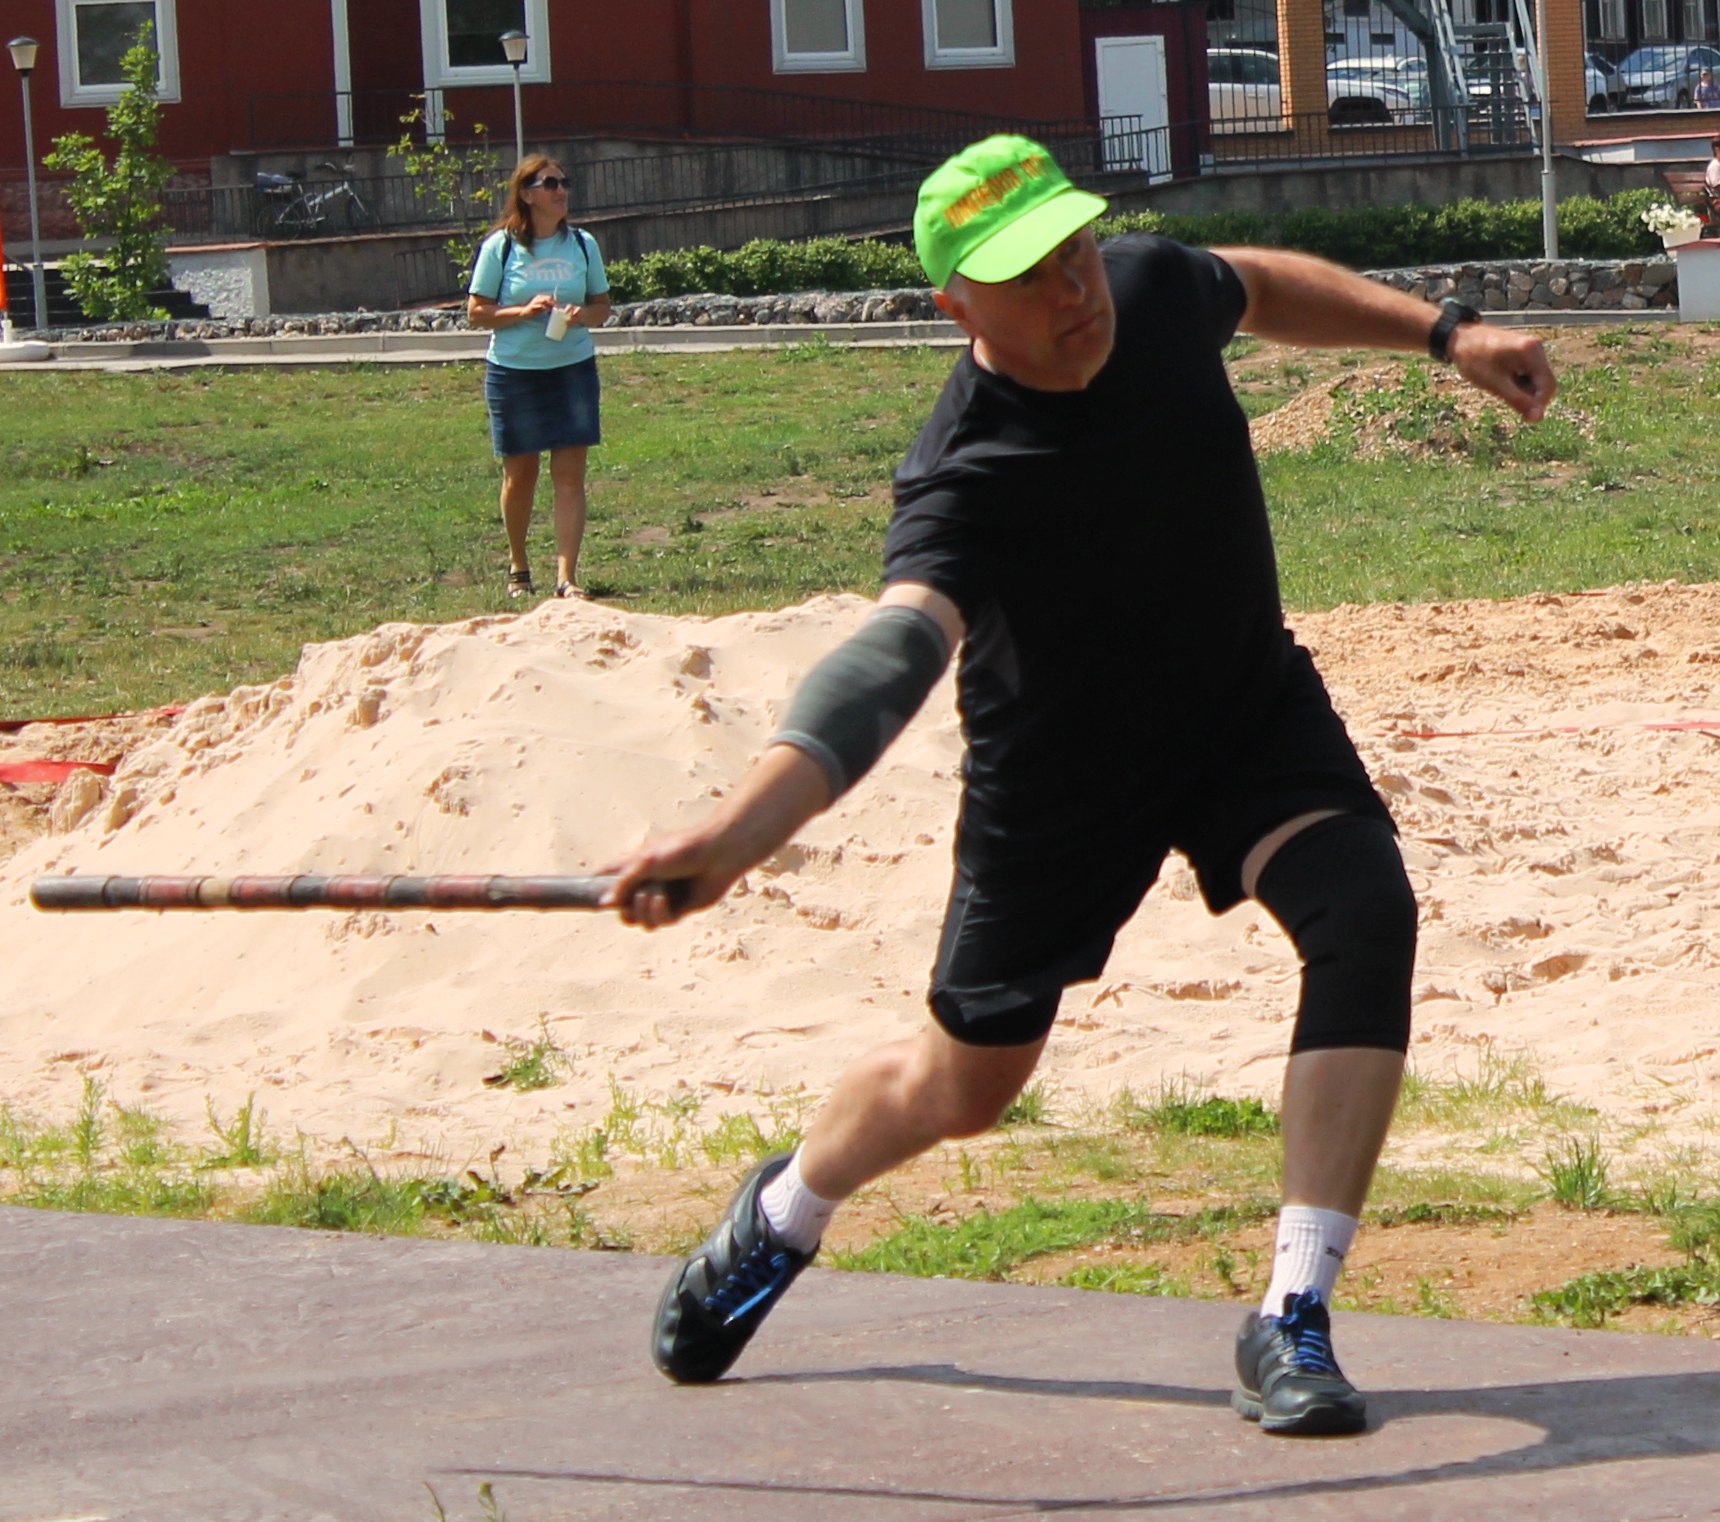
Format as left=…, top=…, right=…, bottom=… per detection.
left=544, top=305, right=571, bottom=342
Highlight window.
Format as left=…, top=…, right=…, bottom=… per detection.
left=923, top=0, right=1014, bottom=68
left=56, top=0, right=180, bottom=107
left=421, top=0, right=551, bottom=88
left=772, top=0, right=866, bottom=72
left=1643, top=0, right=1670, bottom=37
left=1596, top=0, right=1627, bottom=37
left=1685, top=0, right=1707, bottom=39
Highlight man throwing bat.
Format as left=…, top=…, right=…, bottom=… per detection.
left=605, top=134, right=1554, bottom=1433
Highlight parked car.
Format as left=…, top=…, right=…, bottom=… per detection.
left=1325, top=55, right=1422, bottom=123
left=1585, top=51, right=1624, bottom=111
left=1207, top=47, right=1282, bottom=132
left=1617, top=44, right=1720, bottom=108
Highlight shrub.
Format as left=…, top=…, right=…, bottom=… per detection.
left=600, top=191, right=1669, bottom=304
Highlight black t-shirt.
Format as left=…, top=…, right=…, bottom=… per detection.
left=886, top=233, right=1295, bottom=866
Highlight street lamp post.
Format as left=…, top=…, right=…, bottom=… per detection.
left=7, top=36, right=48, bottom=332
left=500, top=30, right=528, bottom=163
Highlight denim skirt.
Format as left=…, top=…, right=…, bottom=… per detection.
left=485, top=358, right=602, bottom=456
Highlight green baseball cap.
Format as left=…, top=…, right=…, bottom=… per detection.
left=914, top=134, right=1108, bottom=289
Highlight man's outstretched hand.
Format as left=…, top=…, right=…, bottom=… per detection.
left=1449, top=322, right=1557, bottom=423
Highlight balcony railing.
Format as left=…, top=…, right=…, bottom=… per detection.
left=162, top=99, right=1536, bottom=255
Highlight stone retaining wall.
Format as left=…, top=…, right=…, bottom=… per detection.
left=1368, top=258, right=1678, bottom=312
left=29, top=257, right=1680, bottom=342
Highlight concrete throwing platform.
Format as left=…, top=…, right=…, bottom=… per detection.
left=4, top=1205, right=1720, bottom=1521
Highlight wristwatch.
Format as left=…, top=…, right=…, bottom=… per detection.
left=1428, top=300, right=1481, bottom=363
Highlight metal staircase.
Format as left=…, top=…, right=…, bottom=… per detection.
left=1449, top=9, right=1539, bottom=150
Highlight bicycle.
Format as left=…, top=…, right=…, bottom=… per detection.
left=254, top=161, right=382, bottom=239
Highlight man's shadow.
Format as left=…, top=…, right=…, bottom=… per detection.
left=461, top=1360, right=1720, bottom=1512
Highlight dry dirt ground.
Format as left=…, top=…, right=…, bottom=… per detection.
left=4, top=329, right=1715, bottom=1338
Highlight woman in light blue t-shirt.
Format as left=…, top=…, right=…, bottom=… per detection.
left=467, top=155, right=612, bottom=600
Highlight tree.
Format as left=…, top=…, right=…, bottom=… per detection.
left=43, top=23, right=174, bottom=321
left=392, top=101, right=503, bottom=284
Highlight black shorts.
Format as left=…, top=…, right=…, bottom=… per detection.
left=928, top=647, right=1394, bottom=1047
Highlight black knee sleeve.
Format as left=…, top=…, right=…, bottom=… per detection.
left=1252, top=813, right=1415, bottom=1055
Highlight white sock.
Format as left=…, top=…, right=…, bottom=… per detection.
left=1261, top=1205, right=1357, bottom=1317
left=759, top=1148, right=840, bottom=1253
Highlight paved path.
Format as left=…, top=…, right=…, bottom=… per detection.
left=5, top=1206, right=1719, bottom=1521
left=0, top=321, right=968, bottom=374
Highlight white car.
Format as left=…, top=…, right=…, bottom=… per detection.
left=1207, top=47, right=1282, bottom=133
left=1325, top=55, right=1421, bottom=124
left=1208, top=48, right=1422, bottom=132
left=1586, top=52, right=1624, bottom=111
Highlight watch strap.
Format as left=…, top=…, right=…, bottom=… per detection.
left=1428, top=300, right=1480, bottom=364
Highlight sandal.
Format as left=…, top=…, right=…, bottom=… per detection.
left=507, top=568, right=534, bottom=600
left=554, top=580, right=589, bottom=600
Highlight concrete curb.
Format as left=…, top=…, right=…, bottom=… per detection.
left=0, top=310, right=1682, bottom=373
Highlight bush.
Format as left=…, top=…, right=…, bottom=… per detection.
left=600, top=190, right=1669, bottom=303
left=606, top=236, right=924, bottom=303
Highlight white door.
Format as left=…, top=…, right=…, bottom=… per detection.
left=1096, top=35, right=1170, bottom=179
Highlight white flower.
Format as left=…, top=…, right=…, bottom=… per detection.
left=1641, top=202, right=1702, bottom=235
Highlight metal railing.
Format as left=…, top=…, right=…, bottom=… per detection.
left=1202, top=101, right=1532, bottom=164
left=246, top=78, right=1079, bottom=155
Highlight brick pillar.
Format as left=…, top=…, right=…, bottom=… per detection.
left=1542, top=0, right=1586, bottom=143
left=1278, top=0, right=1333, bottom=154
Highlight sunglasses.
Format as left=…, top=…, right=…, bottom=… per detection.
left=530, top=176, right=571, bottom=191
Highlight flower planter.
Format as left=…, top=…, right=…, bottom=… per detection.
left=1676, top=240, right=1720, bottom=320
left=1663, top=223, right=1704, bottom=249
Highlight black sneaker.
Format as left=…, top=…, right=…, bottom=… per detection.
left=651, top=1152, right=814, bottom=1383
left=1231, top=1288, right=1367, bottom=1435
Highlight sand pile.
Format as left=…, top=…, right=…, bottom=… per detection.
left=5, top=582, right=1720, bottom=1171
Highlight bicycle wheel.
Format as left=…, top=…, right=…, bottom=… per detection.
left=345, top=193, right=382, bottom=232
left=264, top=199, right=309, bottom=238
left=252, top=200, right=294, bottom=239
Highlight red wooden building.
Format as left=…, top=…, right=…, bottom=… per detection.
left=0, top=0, right=1112, bottom=168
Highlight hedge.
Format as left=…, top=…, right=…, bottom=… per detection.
left=602, top=189, right=1668, bottom=304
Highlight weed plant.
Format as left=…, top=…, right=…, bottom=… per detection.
left=1538, top=1135, right=1614, bottom=1211
left=482, top=1018, right=572, bottom=1093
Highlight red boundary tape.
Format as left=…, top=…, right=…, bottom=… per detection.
left=0, top=704, right=185, bottom=735
left=1395, top=719, right=1720, bottom=740
left=0, top=760, right=117, bottom=784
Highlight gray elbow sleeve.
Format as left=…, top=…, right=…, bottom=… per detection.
left=773, top=606, right=951, bottom=797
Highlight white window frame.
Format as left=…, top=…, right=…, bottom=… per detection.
left=56, top=0, right=180, bottom=107
left=420, top=0, right=552, bottom=89
left=1685, top=0, right=1706, bottom=38
left=771, top=0, right=867, bottom=74
left=922, top=0, right=1015, bottom=69
left=1597, top=0, right=1627, bottom=37
left=1643, top=0, right=1669, bottom=37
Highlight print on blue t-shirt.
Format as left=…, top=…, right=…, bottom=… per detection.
left=469, top=225, right=609, bottom=371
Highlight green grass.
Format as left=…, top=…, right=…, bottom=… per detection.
left=8, top=328, right=1720, bottom=716
left=1116, top=1079, right=1280, bottom=1138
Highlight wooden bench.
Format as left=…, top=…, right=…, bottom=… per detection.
left=1661, top=168, right=1718, bottom=223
